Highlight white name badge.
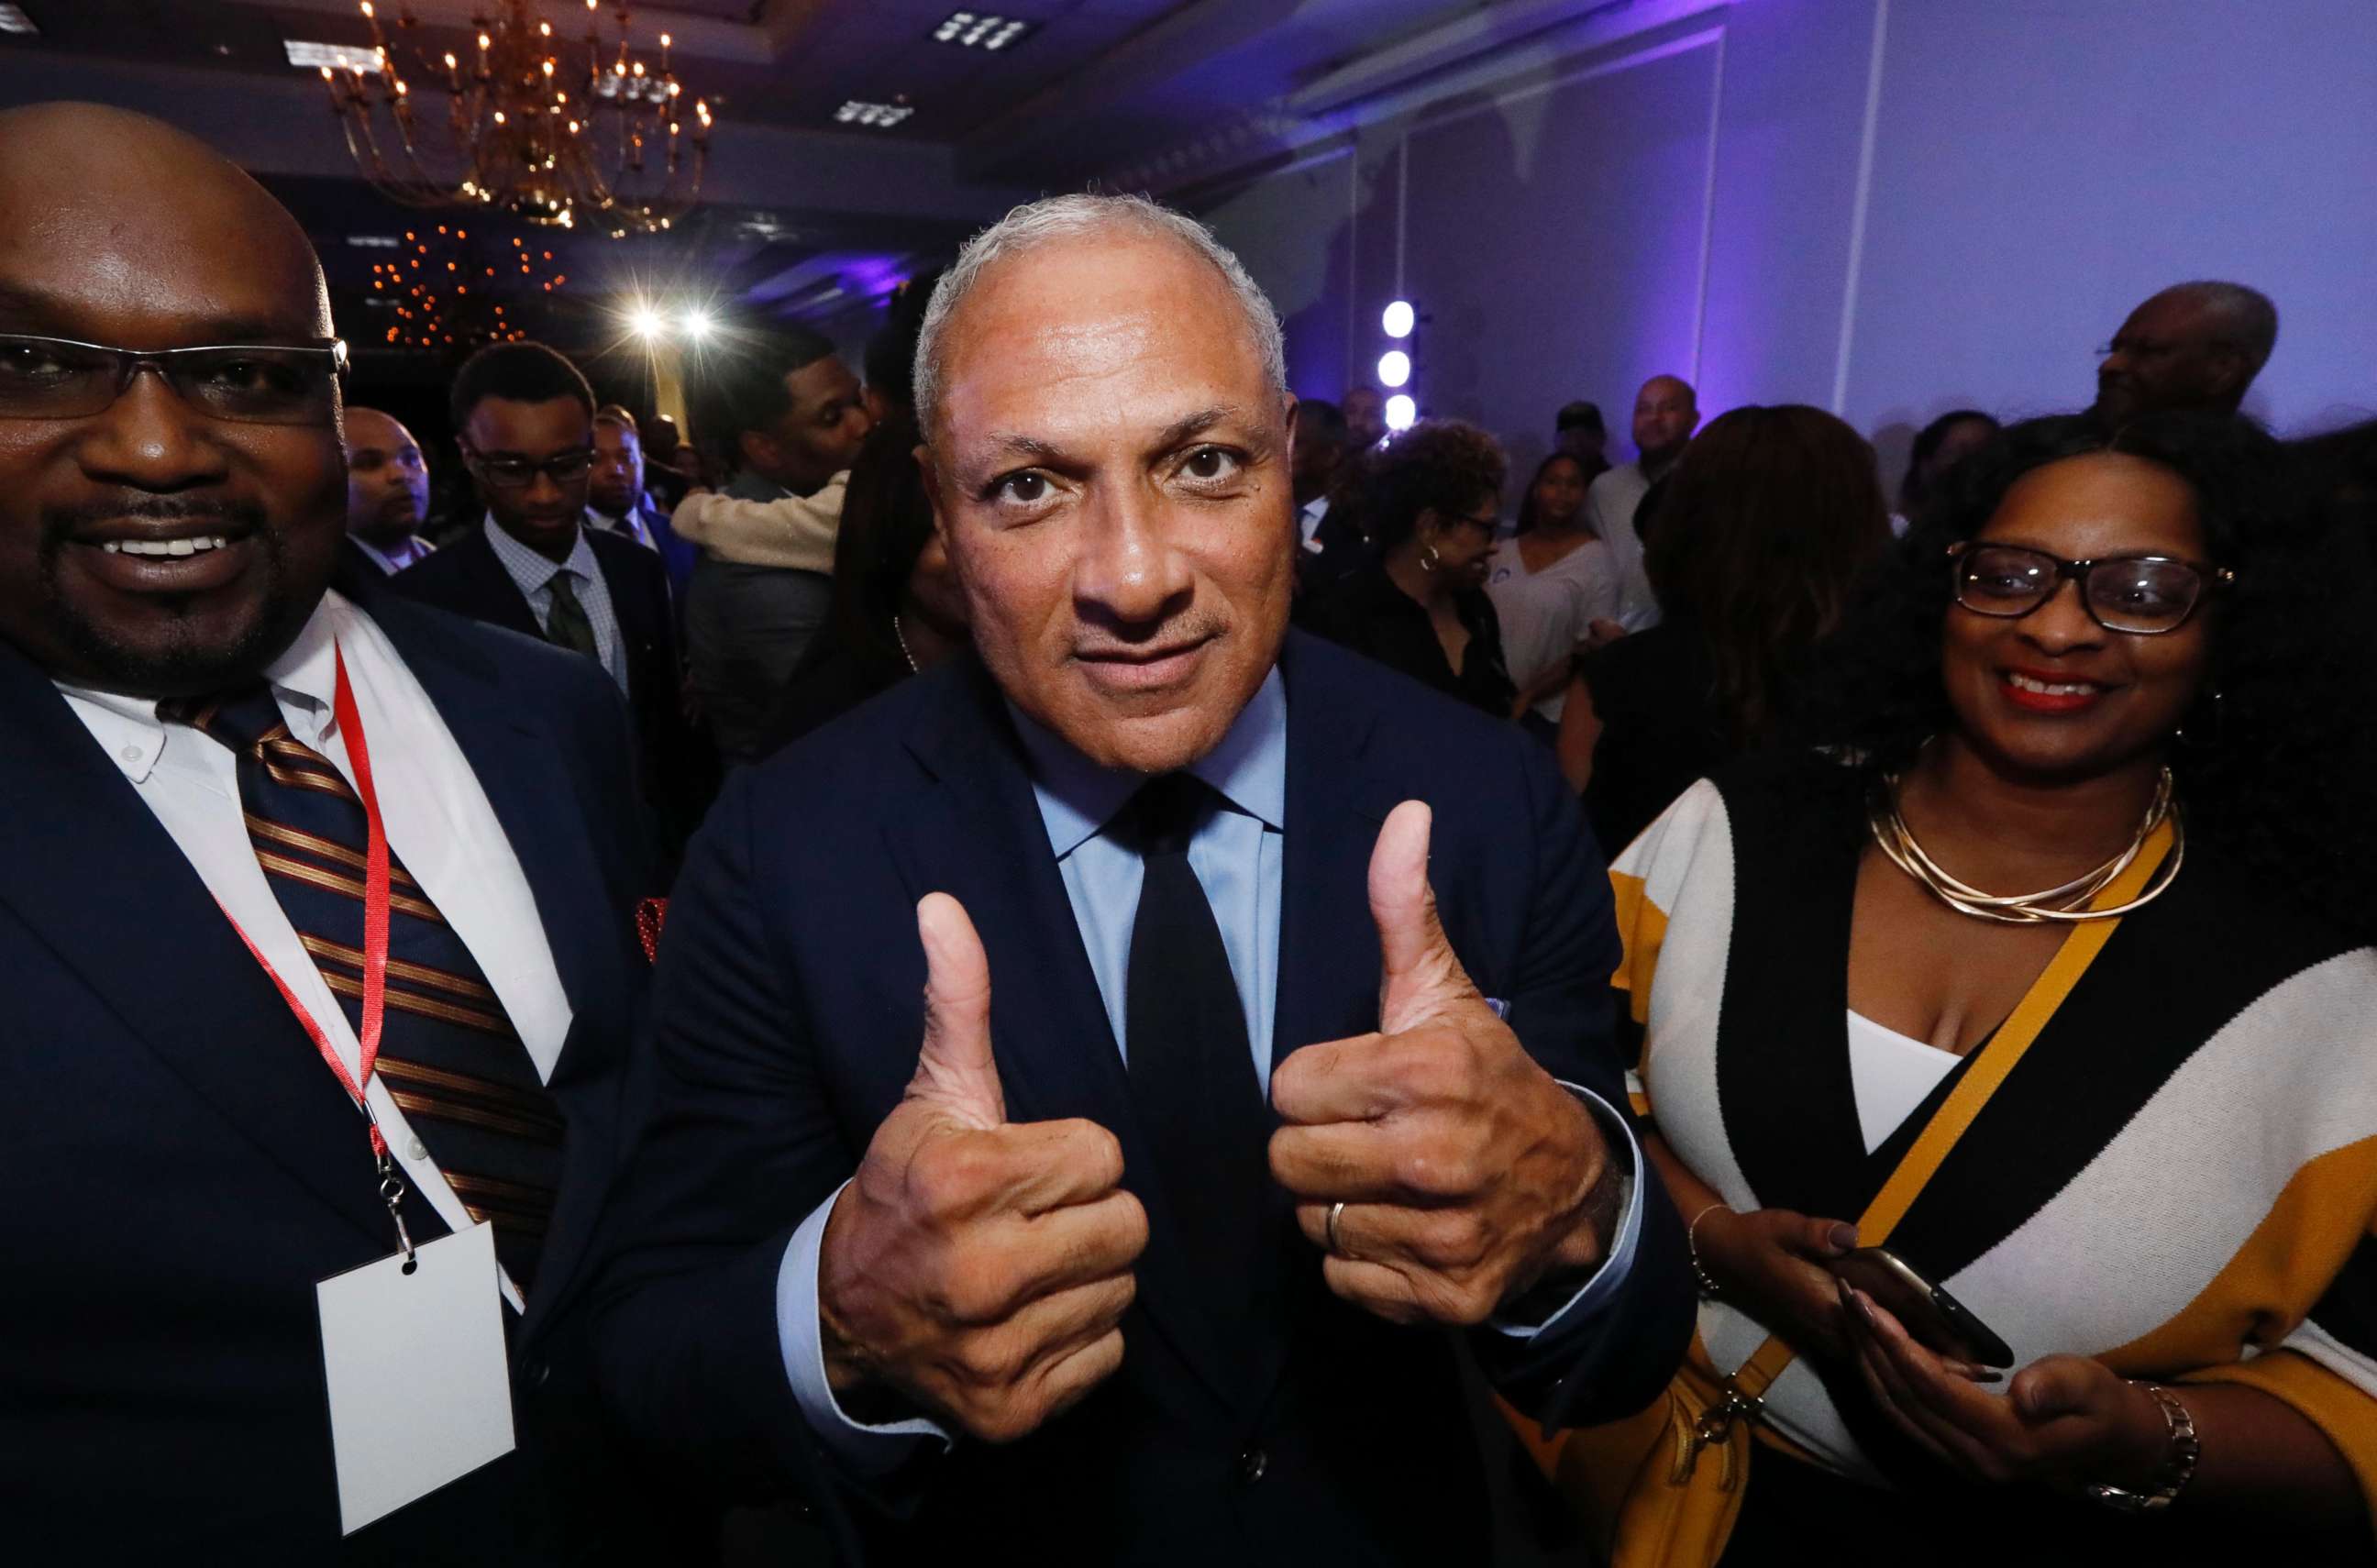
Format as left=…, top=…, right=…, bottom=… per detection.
left=316, top=1220, right=516, bottom=1535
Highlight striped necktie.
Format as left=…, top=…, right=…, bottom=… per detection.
left=164, top=682, right=564, bottom=1290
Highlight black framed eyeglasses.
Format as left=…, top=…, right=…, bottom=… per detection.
left=0, top=333, right=348, bottom=425
left=463, top=446, right=598, bottom=489
left=1947, top=541, right=2231, bottom=635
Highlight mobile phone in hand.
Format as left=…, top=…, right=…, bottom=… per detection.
left=1831, top=1246, right=2015, bottom=1368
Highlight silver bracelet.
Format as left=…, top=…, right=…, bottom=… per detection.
left=2084, top=1383, right=2200, bottom=1513
left=1686, top=1202, right=1728, bottom=1299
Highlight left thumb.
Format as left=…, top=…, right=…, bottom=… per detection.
left=1370, top=801, right=1480, bottom=1032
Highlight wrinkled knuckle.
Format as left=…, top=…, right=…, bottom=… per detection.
left=1442, top=1211, right=1493, bottom=1269
left=938, top=1252, right=1015, bottom=1325
left=1111, top=1192, right=1152, bottom=1256
left=1432, top=1275, right=1498, bottom=1327
left=967, top=1396, right=1041, bottom=1446
left=955, top=1331, right=1029, bottom=1391
left=1397, top=1134, right=1473, bottom=1198
left=909, top=1136, right=995, bottom=1215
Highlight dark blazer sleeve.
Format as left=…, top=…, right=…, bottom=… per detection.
left=589, top=768, right=863, bottom=1551
left=1466, top=729, right=1695, bottom=1430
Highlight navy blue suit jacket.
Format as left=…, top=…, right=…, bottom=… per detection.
left=594, top=630, right=1693, bottom=1565
left=393, top=523, right=712, bottom=859
left=0, top=559, right=685, bottom=1563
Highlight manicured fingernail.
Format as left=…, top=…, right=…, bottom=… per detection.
left=1829, top=1224, right=1857, bottom=1253
left=1851, top=1288, right=1878, bottom=1328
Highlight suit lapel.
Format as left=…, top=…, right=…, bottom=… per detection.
left=0, top=645, right=403, bottom=1247
left=1272, top=634, right=1400, bottom=1072
left=889, top=659, right=1256, bottom=1415
left=351, top=577, right=636, bottom=1326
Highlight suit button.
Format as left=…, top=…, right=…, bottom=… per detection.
left=1237, top=1448, right=1267, bottom=1485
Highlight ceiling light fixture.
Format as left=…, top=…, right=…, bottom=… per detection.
left=286, top=39, right=382, bottom=72
left=932, top=11, right=1034, bottom=51
left=312, top=1, right=710, bottom=238
left=0, top=5, right=39, bottom=37
left=835, top=100, right=914, bottom=128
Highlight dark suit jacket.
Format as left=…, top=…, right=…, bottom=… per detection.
left=0, top=561, right=688, bottom=1563
left=593, top=630, right=1694, bottom=1566
left=393, top=523, right=712, bottom=861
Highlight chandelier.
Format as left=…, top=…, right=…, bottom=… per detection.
left=320, top=0, right=713, bottom=237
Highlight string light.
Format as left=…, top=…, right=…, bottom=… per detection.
left=363, top=222, right=562, bottom=352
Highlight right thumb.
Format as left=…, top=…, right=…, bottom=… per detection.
left=910, top=892, right=1005, bottom=1129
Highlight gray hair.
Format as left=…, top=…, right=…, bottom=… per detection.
left=912, top=192, right=1287, bottom=436
left=2161, top=280, right=2280, bottom=372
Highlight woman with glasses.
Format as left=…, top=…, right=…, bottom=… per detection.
left=1562, top=413, right=2377, bottom=1562
left=1300, top=418, right=1518, bottom=717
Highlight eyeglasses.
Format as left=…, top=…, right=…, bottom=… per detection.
left=463, top=446, right=597, bottom=488
left=1444, top=507, right=1498, bottom=536
left=1947, top=541, right=2231, bottom=635
left=0, top=333, right=348, bottom=425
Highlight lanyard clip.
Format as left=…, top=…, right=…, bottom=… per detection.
left=377, top=1150, right=417, bottom=1269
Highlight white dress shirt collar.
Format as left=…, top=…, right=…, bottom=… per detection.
left=1007, top=665, right=1288, bottom=859
left=58, top=592, right=353, bottom=786
left=483, top=512, right=597, bottom=595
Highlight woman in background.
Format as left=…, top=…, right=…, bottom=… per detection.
left=1300, top=419, right=1517, bottom=717
left=761, top=413, right=967, bottom=751
left=1558, top=404, right=1891, bottom=853
left=1899, top=409, right=2000, bottom=535
left=1488, top=450, right=1620, bottom=739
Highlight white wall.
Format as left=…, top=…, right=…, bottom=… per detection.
left=1197, top=0, right=2377, bottom=489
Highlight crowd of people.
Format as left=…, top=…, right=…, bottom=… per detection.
left=6, top=98, right=2376, bottom=1568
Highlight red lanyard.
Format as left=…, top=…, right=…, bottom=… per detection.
left=214, top=644, right=411, bottom=1255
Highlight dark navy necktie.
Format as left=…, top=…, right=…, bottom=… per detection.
left=1119, top=774, right=1275, bottom=1347
left=165, top=682, right=564, bottom=1290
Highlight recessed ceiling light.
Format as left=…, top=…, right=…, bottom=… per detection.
left=284, top=39, right=383, bottom=72
left=931, top=11, right=1034, bottom=51
left=0, top=6, right=39, bottom=38
left=834, top=100, right=914, bottom=128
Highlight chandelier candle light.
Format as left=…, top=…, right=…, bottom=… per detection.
left=324, top=0, right=712, bottom=237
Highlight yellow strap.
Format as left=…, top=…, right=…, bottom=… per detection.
left=1727, top=819, right=2176, bottom=1400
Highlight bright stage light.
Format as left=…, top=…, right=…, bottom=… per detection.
left=1384, top=393, right=1417, bottom=432
left=627, top=304, right=665, bottom=340
left=680, top=308, right=713, bottom=340
left=1376, top=349, right=1410, bottom=389
left=1382, top=300, right=1415, bottom=338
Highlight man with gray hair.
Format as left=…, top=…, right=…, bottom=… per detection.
left=2092, top=281, right=2279, bottom=424
left=594, top=192, right=1693, bottom=1562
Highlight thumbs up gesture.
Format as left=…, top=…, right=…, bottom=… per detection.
left=817, top=894, right=1147, bottom=1442
left=1268, top=802, right=1620, bottom=1326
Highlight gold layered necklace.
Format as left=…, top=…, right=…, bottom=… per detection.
left=1867, top=764, right=2184, bottom=923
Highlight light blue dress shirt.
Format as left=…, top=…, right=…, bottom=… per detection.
left=775, top=665, right=1644, bottom=1472
left=481, top=515, right=628, bottom=695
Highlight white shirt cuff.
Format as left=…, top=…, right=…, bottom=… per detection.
left=777, top=1179, right=952, bottom=1474
left=1487, top=1081, right=1646, bottom=1338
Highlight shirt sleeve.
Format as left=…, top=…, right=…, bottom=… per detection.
left=1487, top=1082, right=1645, bottom=1337
left=775, top=1179, right=952, bottom=1474
left=669, top=477, right=845, bottom=572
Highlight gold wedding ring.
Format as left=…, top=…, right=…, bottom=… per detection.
left=1326, top=1199, right=1347, bottom=1256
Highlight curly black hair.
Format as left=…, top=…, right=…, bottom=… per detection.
left=1336, top=418, right=1506, bottom=550
left=1799, top=411, right=2377, bottom=942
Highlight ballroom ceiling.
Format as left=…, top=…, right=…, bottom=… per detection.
left=0, top=0, right=1640, bottom=351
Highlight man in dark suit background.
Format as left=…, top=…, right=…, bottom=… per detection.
left=395, top=342, right=709, bottom=857
left=594, top=193, right=1693, bottom=1563
left=0, top=103, right=687, bottom=1562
